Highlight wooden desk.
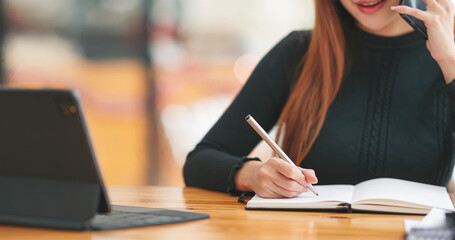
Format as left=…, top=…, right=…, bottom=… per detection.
left=0, top=186, right=424, bottom=240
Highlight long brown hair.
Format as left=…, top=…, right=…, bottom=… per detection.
left=276, top=1, right=352, bottom=165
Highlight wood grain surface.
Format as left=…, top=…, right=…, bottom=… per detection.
left=0, top=186, right=428, bottom=240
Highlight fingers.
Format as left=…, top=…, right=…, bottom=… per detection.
left=271, top=181, right=307, bottom=198
left=299, top=167, right=318, bottom=184
left=273, top=171, right=307, bottom=193
left=253, top=187, right=282, bottom=198
left=433, top=0, right=454, bottom=13
left=251, top=157, right=318, bottom=198
left=425, top=0, right=445, bottom=13
left=406, top=0, right=442, bottom=13
left=257, top=187, right=304, bottom=199
left=392, top=0, right=453, bottom=21
left=269, top=157, right=308, bottom=187
left=254, top=170, right=305, bottom=198
left=391, top=5, right=431, bottom=22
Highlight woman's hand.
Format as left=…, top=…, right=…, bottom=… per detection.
left=234, top=157, right=318, bottom=198
left=392, top=0, right=455, bottom=83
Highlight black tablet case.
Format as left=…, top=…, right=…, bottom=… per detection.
left=0, top=88, right=208, bottom=230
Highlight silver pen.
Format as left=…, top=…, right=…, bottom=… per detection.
left=245, top=114, right=319, bottom=196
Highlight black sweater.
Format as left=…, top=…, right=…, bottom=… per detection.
left=183, top=25, right=455, bottom=194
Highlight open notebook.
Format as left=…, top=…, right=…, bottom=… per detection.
left=246, top=178, right=455, bottom=214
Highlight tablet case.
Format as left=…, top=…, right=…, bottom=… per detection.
left=0, top=88, right=208, bottom=230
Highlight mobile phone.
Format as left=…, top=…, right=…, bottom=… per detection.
left=399, top=0, right=428, bottom=40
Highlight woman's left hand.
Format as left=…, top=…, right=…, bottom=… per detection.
left=392, top=0, right=455, bottom=83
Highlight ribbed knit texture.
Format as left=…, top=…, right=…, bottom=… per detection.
left=357, top=50, right=399, bottom=182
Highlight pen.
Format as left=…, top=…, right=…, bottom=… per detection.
left=245, top=114, right=319, bottom=196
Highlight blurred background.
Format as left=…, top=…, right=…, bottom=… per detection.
left=0, top=0, right=316, bottom=186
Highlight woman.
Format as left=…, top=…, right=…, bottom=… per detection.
left=184, top=0, right=455, bottom=198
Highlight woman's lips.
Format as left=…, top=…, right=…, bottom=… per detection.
left=356, top=0, right=387, bottom=14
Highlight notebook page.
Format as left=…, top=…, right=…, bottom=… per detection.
left=247, top=185, right=354, bottom=209
left=351, top=178, right=455, bottom=211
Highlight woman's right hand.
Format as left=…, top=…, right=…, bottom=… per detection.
left=234, top=157, right=318, bottom=198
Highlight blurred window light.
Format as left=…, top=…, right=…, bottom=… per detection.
left=3, top=0, right=317, bottom=186
left=160, top=96, right=232, bottom=164
left=152, top=0, right=315, bottom=177
left=3, top=0, right=151, bottom=186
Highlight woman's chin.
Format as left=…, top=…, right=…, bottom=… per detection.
left=357, top=21, right=391, bottom=35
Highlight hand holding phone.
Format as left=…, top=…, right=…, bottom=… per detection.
left=399, top=0, right=428, bottom=40
left=393, top=0, right=455, bottom=84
